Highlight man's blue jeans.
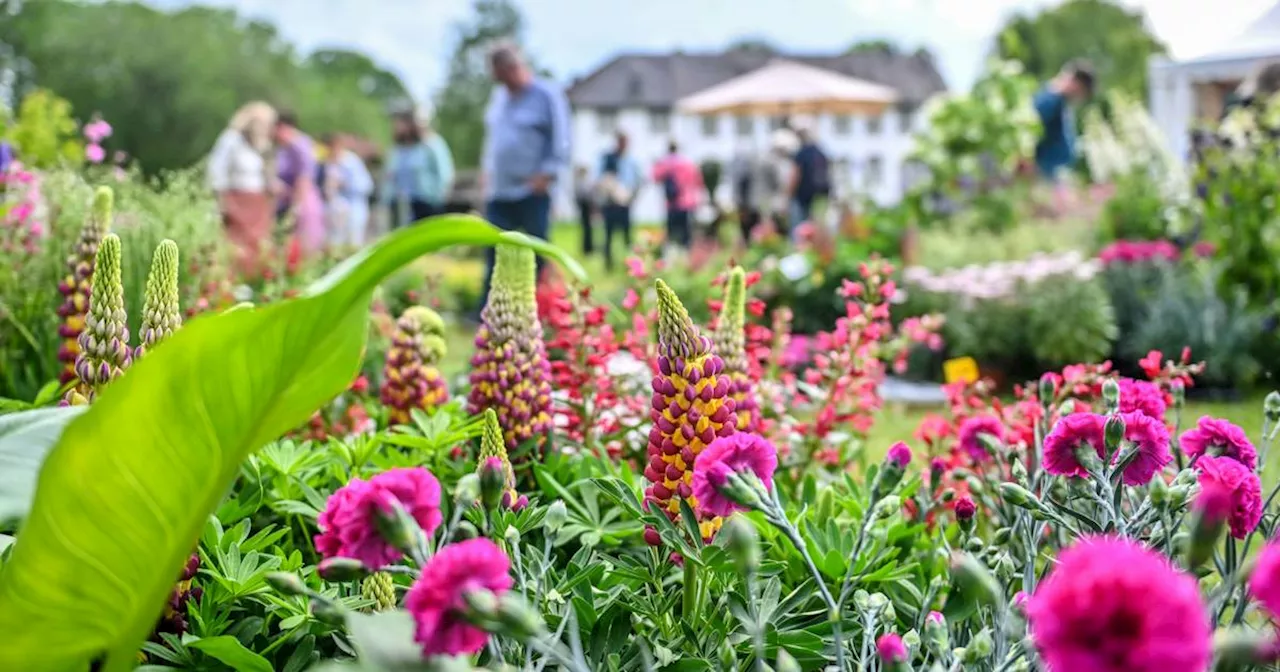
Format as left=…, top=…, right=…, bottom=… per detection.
left=480, top=193, right=551, bottom=313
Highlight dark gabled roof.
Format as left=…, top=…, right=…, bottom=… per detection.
left=567, top=47, right=948, bottom=109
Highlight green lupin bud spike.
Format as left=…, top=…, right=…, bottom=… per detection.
left=68, top=233, right=130, bottom=403
left=403, top=306, right=446, bottom=365
left=137, top=239, right=181, bottom=357
left=655, top=279, right=705, bottom=358
left=713, top=267, right=748, bottom=373
left=478, top=408, right=515, bottom=488
left=493, top=245, right=536, bottom=300
left=92, top=186, right=114, bottom=233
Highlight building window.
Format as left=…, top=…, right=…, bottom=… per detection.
left=866, top=156, right=883, bottom=186
left=834, top=115, right=852, bottom=135
left=650, top=110, right=670, bottom=134
left=735, top=115, right=753, bottom=136
left=597, top=110, right=617, bottom=134
left=866, top=114, right=883, bottom=135
left=628, top=75, right=644, bottom=101
left=701, top=115, right=719, bottom=137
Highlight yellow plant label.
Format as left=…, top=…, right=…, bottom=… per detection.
left=943, top=357, right=979, bottom=384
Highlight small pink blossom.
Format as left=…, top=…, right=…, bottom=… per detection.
left=1196, top=455, right=1262, bottom=539
left=83, top=119, right=113, bottom=143
left=85, top=143, right=105, bottom=164
left=691, top=433, right=779, bottom=518
left=1117, top=411, right=1173, bottom=486
left=876, top=633, right=908, bottom=664
left=1118, top=378, right=1166, bottom=421
left=953, top=495, right=976, bottom=521
left=621, top=288, right=640, bottom=310
left=405, top=538, right=513, bottom=656
left=886, top=441, right=912, bottom=468
left=957, top=415, right=1004, bottom=462
left=1181, top=416, right=1257, bottom=471
left=314, top=467, right=443, bottom=569
left=1043, top=412, right=1106, bottom=479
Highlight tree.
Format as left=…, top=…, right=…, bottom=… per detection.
left=306, top=49, right=413, bottom=112
left=845, top=39, right=898, bottom=55
left=432, top=0, right=528, bottom=170
left=994, top=0, right=1166, bottom=99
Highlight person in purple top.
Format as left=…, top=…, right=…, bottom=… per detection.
left=0, top=141, right=13, bottom=175
left=273, top=110, right=326, bottom=255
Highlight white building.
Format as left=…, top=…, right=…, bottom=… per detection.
left=1149, top=1, right=1280, bottom=161
left=563, top=47, right=948, bottom=224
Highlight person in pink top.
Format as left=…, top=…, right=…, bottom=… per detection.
left=651, top=140, right=702, bottom=253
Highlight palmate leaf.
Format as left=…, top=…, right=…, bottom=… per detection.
left=0, top=215, right=584, bottom=672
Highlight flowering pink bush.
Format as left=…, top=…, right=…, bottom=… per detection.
left=405, top=538, right=513, bottom=656
left=1027, top=536, right=1211, bottom=672
left=314, top=467, right=443, bottom=569
left=1098, top=239, right=1180, bottom=266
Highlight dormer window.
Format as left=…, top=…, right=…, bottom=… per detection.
left=627, top=75, right=643, bottom=100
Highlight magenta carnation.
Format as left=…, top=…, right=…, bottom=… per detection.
left=1181, top=416, right=1258, bottom=471
left=314, top=467, right=443, bottom=569
left=405, top=538, right=513, bottom=656
left=886, top=441, right=912, bottom=468
left=1027, top=536, right=1211, bottom=672
left=1118, top=378, right=1167, bottom=421
left=1249, top=541, right=1280, bottom=620
left=691, top=432, right=778, bottom=518
left=876, top=633, right=908, bottom=664
left=954, top=495, right=976, bottom=521
left=958, top=415, right=1004, bottom=462
left=1043, top=412, right=1107, bottom=479
left=1196, top=455, right=1262, bottom=539
left=1117, top=411, right=1173, bottom=486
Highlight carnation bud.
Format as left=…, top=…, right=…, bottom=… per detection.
left=479, top=458, right=507, bottom=510
left=1188, top=507, right=1227, bottom=569
left=854, top=590, right=872, bottom=611
left=994, top=527, right=1012, bottom=544
left=266, top=572, right=307, bottom=597
left=1103, top=414, right=1126, bottom=458
left=1149, top=475, right=1169, bottom=507
left=903, top=629, right=921, bottom=652
left=868, top=592, right=891, bottom=615
left=963, top=628, right=994, bottom=663
left=504, top=525, right=521, bottom=546
left=1168, top=485, right=1190, bottom=509
left=311, top=598, right=346, bottom=626
left=1266, top=391, right=1280, bottom=424
left=724, top=515, right=761, bottom=574
left=940, top=489, right=956, bottom=503
left=1213, top=627, right=1280, bottom=668
left=495, top=593, right=545, bottom=640
left=924, top=612, right=949, bottom=653
left=999, top=483, right=1041, bottom=511
left=451, top=521, right=480, bottom=543
left=1102, top=378, right=1120, bottom=411
left=316, top=557, right=368, bottom=583
left=544, top=500, right=568, bottom=536
left=462, top=587, right=501, bottom=623
left=950, top=552, right=1002, bottom=607
left=374, top=499, right=420, bottom=558
left=965, top=537, right=985, bottom=553
left=454, top=474, right=481, bottom=506
left=1038, top=374, right=1056, bottom=405
left=776, top=650, right=802, bottom=672
left=873, top=496, right=901, bottom=519
left=1171, top=380, right=1185, bottom=410
left=721, top=470, right=768, bottom=512
left=1010, top=459, right=1029, bottom=486
left=1172, top=531, right=1190, bottom=556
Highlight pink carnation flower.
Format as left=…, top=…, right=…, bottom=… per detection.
left=876, top=633, right=908, bottom=664
left=953, top=495, right=976, bottom=521
left=1181, top=416, right=1258, bottom=471
left=1027, top=536, right=1211, bottom=672
left=958, top=415, right=1004, bottom=462
left=85, top=143, right=105, bottom=164
left=1117, top=411, right=1172, bottom=486
left=84, top=119, right=113, bottom=143
left=1043, top=412, right=1106, bottom=479
left=1196, top=455, right=1262, bottom=539
left=1118, top=378, right=1166, bottom=421
left=1249, top=541, right=1280, bottom=620
left=405, top=538, right=513, bottom=656
left=314, top=467, right=443, bottom=569
left=691, top=433, right=778, bottom=518
left=886, top=441, right=912, bottom=468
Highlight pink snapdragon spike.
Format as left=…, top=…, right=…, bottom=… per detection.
left=1027, top=536, right=1211, bottom=672
left=405, top=538, right=513, bottom=656
left=876, top=633, right=908, bottom=664
left=1180, top=416, right=1258, bottom=471
left=1195, top=455, right=1262, bottom=539
left=1249, top=541, right=1280, bottom=621
left=1042, top=412, right=1107, bottom=479
left=690, top=433, right=778, bottom=519
left=314, top=467, right=443, bottom=569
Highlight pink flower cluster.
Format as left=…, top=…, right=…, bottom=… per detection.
left=1041, top=411, right=1171, bottom=485
left=83, top=118, right=112, bottom=164
left=1098, top=239, right=1179, bottom=266
left=1194, top=454, right=1262, bottom=539
left=314, top=467, right=443, bottom=569
left=405, top=538, right=513, bottom=656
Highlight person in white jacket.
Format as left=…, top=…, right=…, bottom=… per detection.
left=207, top=101, right=276, bottom=274
left=321, top=134, right=374, bottom=248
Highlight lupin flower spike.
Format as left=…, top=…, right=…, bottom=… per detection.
left=380, top=306, right=449, bottom=426
left=712, top=266, right=759, bottom=431
left=55, top=186, right=113, bottom=384
left=135, top=239, right=181, bottom=358
left=643, top=280, right=738, bottom=544
left=467, top=245, right=553, bottom=455
left=478, top=408, right=525, bottom=510
left=66, top=232, right=130, bottom=405
left=362, top=572, right=397, bottom=612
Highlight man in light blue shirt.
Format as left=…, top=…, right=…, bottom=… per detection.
left=479, top=44, right=571, bottom=307
left=597, top=131, right=642, bottom=270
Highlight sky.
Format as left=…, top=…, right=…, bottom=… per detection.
left=150, top=0, right=1279, bottom=101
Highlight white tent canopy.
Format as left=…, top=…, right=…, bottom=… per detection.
left=677, top=59, right=899, bottom=117
left=1150, top=1, right=1280, bottom=159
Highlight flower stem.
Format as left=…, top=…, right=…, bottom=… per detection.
left=769, top=498, right=845, bottom=671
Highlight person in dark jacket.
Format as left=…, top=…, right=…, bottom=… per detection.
left=1032, top=59, right=1095, bottom=181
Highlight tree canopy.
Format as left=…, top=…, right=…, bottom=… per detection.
left=995, top=0, right=1166, bottom=100
left=0, top=0, right=410, bottom=172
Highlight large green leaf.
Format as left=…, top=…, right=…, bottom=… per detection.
left=0, top=215, right=583, bottom=671
left=0, top=406, right=85, bottom=524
